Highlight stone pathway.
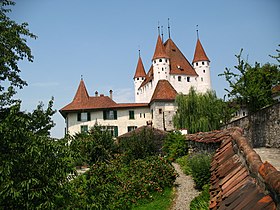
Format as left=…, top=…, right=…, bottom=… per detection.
left=171, top=163, right=200, bottom=210
left=254, top=147, right=280, bottom=171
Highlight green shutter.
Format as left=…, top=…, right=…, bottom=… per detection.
left=77, top=113, right=81, bottom=121
left=114, top=110, right=117, bottom=119
left=114, top=126, right=118, bottom=137
left=87, top=112, right=91, bottom=121
left=103, top=110, right=107, bottom=120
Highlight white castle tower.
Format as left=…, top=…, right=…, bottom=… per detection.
left=192, top=38, right=211, bottom=93
left=133, top=53, right=146, bottom=102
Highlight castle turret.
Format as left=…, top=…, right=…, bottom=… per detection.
left=192, top=38, right=211, bottom=93
left=133, top=55, right=146, bottom=102
left=152, top=35, right=170, bottom=84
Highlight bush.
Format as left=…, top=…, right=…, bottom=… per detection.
left=187, top=153, right=212, bottom=189
left=69, top=156, right=177, bottom=209
left=176, top=155, right=192, bottom=175
left=163, top=131, right=188, bottom=161
left=190, top=184, right=210, bottom=210
left=118, top=127, right=166, bottom=162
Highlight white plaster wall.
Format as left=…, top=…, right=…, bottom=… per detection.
left=193, top=61, right=211, bottom=93
left=134, top=77, right=144, bottom=102
left=169, top=74, right=197, bottom=95
left=66, top=107, right=151, bottom=136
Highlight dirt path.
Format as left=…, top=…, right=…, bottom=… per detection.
left=171, top=163, right=200, bottom=210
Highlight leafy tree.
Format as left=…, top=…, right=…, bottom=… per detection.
left=0, top=0, right=37, bottom=108
left=219, top=49, right=280, bottom=113
left=163, top=131, right=187, bottom=161
left=69, top=126, right=116, bottom=166
left=173, top=87, right=228, bottom=134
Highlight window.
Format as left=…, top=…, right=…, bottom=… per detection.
left=143, top=113, right=145, bottom=118
left=137, top=78, right=139, bottom=80
left=159, top=59, right=162, bottom=62
left=151, top=109, right=153, bottom=119
left=159, top=108, right=162, bottom=114
left=162, top=68, right=164, bottom=71
left=187, top=77, right=190, bottom=82
left=103, top=110, right=117, bottom=120
left=80, top=125, right=88, bottom=133
left=196, top=63, right=198, bottom=66
left=128, top=126, right=137, bottom=132
left=77, top=112, right=90, bottom=122
left=202, top=61, right=205, bottom=65
left=101, top=126, right=118, bottom=137
left=129, top=110, right=135, bottom=119
left=154, top=60, right=156, bottom=64
left=140, top=113, right=142, bottom=118
left=203, top=70, right=205, bottom=73
left=178, top=76, right=181, bottom=82
left=201, top=77, right=203, bottom=82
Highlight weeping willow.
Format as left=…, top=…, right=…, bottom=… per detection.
left=173, top=87, right=226, bottom=134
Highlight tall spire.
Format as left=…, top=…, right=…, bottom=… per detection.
left=73, top=79, right=89, bottom=104
left=161, top=25, right=164, bottom=41
left=192, top=38, right=210, bottom=64
left=168, top=18, right=171, bottom=39
left=134, top=54, right=146, bottom=79
left=196, top=25, right=199, bottom=39
left=152, top=35, right=169, bottom=60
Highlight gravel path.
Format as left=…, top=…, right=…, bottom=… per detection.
left=171, top=163, right=200, bottom=210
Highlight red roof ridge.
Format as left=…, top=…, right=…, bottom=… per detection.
left=152, top=35, right=169, bottom=60
left=134, top=56, right=146, bottom=78
left=192, top=38, right=210, bottom=63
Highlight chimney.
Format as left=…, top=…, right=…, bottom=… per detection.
left=109, top=90, right=113, bottom=99
left=95, top=91, right=98, bottom=97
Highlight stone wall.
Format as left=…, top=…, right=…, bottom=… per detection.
left=224, top=102, right=280, bottom=148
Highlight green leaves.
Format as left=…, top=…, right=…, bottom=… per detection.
left=219, top=49, right=280, bottom=113
left=173, top=87, right=227, bottom=134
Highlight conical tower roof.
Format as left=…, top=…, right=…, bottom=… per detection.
left=152, top=35, right=169, bottom=60
left=134, top=56, right=146, bottom=78
left=72, top=79, right=89, bottom=104
left=192, top=39, right=210, bottom=63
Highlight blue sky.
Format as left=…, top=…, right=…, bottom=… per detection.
left=9, top=0, right=280, bottom=138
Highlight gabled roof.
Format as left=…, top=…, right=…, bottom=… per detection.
left=192, top=38, right=210, bottom=63
left=152, top=35, right=169, bottom=60
left=164, top=38, right=198, bottom=76
left=150, top=80, right=177, bottom=102
left=134, top=56, right=146, bottom=78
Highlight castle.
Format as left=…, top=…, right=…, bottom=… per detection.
left=60, top=31, right=211, bottom=137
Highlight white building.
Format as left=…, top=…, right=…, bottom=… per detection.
left=60, top=32, right=211, bottom=137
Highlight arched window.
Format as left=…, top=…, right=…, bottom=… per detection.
left=159, top=59, right=162, bottom=62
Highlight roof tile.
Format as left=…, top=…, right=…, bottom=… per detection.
left=150, top=80, right=177, bottom=102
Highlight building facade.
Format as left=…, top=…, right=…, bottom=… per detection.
left=60, top=32, right=211, bottom=136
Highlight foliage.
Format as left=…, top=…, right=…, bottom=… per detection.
left=219, top=49, right=280, bottom=113
left=0, top=104, right=76, bottom=209
left=190, top=184, right=210, bottom=210
left=269, top=44, right=280, bottom=65
left=173, top=87, right=229, bottom=133
left=176, top=153, right=212, bottom=189
left=0, top=0, right=37, bottom=108
left=132, top=187, right=174, bottom=210
left=118, top=127, right=166, bottom=162
left=68, top=125, right=116, bottom=166
left=69, top=156, right=177, bottom=209
left=163, top=131, right=188, bottom=161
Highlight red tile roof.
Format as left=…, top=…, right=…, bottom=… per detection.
left=60, top=80, right=149, bottom=117
left=139, top=66, right=153, bottom=88
left=192, top=38, right=210, bottom=63
left=164, top=38, right=198, bottom=76
left=186, top=127, right=279, bottom=209
left=152, top=35, right=169, bottom=60
left=134, top=56, right=146, bottom=78
left=150, top=80, right=177, bottom=102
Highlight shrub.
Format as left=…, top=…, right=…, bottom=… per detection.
left=187, top=153, right=212, bottom=189
left=190, top=184, right=210, bottom=210
left=176, top=155, right=192, bottom=175
left=163, top=131, right=188, bottom=161
left=118, top=127, right=166, bottom=162
left=69, top=156, right=177, bottom=209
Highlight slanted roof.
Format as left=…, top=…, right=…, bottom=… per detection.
left=192, top=38, right=210, bottom=63
left=152, top=35, right=169, bottom=60
left=134, top=56, right=146, bottom=79
left=72, top=79, right=89, bottom=104
left=139, top=65, right=153, bottom=88
left=150, top=80, right=177, bottom=102
left=164, top=38, right=198, bottom=76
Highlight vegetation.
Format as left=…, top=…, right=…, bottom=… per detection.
left=219, top=49, right=280, bottom=113
left=173, top=87, right=231, bottom=134
left=163, top=131, right=188, bottom=161
left=190, top=184, right=210, bottom=210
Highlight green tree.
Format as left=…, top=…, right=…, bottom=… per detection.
left=219, top=49, right=280, bottom=113
left=0, top=0, right=37, bottom=108
left=173, top=87, right=228, bottom=134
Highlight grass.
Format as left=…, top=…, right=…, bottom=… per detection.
left=132, top=187, right=175, bottom=210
